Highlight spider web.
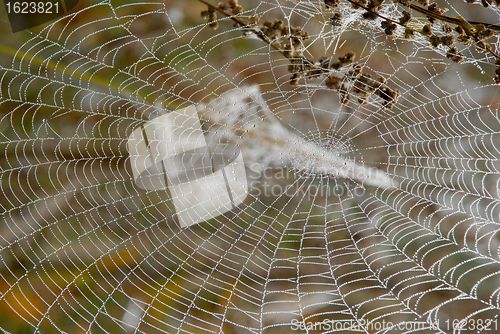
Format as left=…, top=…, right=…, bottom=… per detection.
left=0, top=0, right=499, bottom=333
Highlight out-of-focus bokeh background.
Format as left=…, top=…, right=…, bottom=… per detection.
left=0, top=0, right=499, bottom=333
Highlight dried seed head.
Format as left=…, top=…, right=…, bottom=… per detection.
left=324, top=0, right=340, bottom=8
left=422, top=23, right=432, bottom=36
left=381, top=20, right=397, bottom=35
left=399, top=11, right=411, bottom=25
left=338, top=52, right=355, bottom=64
left=447, top=47, right=464, bottom=63
left=201, top=10, right=211, bottom=19
left=232, top=4, right=243, bottom=15
left=404, top=27, right=415, bottom=39
left=455, top=26, right=465, bottom=35
left=290, top=73, right=302, bottom=86
left=441, top=35, right=454, bottom=46
left=429, top=34, right=441, bottom=47
left=325, top=75, right=341, bottom=89
left=250, top=15, right=259, bottom=25
left=330, top=12, right=342, bottom=26
left=378, top=87, right=399, bottom=108
left=362, top=11, right=378, bottom=20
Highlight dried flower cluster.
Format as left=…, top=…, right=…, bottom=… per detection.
left=201, top=0, right=243, bottom=29
left=323, top=56, right=400, bottom=108
left=497, top=59, right=500, bottom=83
left=198, top=0, right=499, bottom=108
left=325, top=0, right=500, bottom=83
left=465, top=0, right=500, bottom=7
left=200, top=0, right=400, bottom=109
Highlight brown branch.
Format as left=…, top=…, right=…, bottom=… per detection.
left=399, top=1, right=500, bottom=60
left=345, top=0, right=402, bottom=26
left=195, top=0, right=404, bottom=108
left=345, top=0, right=500, bottom=32
left=196, top=0, right=315, bottom=67
left=398, top=1, right=500, bottom=32
left=345, top=0, right=500, bottom=60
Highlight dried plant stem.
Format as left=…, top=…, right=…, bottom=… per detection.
left=196, top=0, right=315, bottom=67
left=345, top=0, right=400, bottom=25
left=197, top=0, right=402, bottom=107
left=344, top=0, right=500, bottom=60
left=396, top=1, right=500, bottom=32
left=396, top=1, right=500, bottom=60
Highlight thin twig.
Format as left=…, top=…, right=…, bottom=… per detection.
left=398, top=1, right=500, bottom=60
left=345, top=0, right=500, bottom=60
left=397, top=1, right=500, bottom=32
left=345, top=0, right=401, bottom=25
left=196, top=0, right=315, bottom=67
